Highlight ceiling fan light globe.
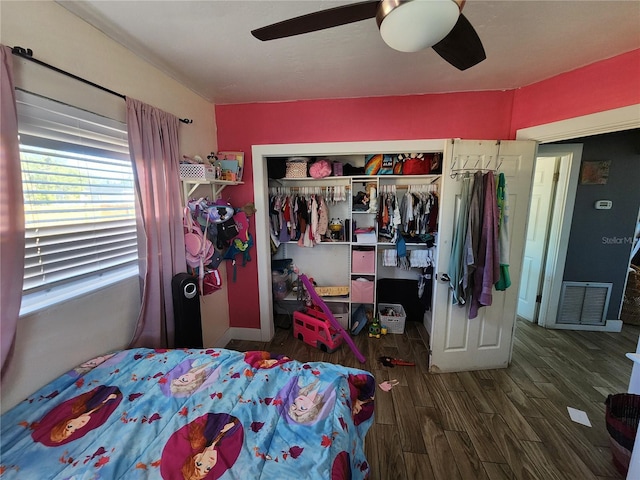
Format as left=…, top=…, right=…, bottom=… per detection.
left=378, top=0, right=460, bottom=52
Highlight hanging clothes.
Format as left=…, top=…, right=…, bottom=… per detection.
left=396, top=236, right=410, bottom=270
left=448, top=174, right=471, bottom=305
left=268, top=187, right=343, bottom=248
left=309, top=194, right=319, bottom=246
left=495, top=172, right=511, bottom=291
left=463, top=171, right=485, bottom=301
left=418, top=265, right=434, bottom=310
left=317, top=195, right=329, bottom=238
left=382, top=248, right=397, bottom=267
left=469, top=172, right=500, bottom=319
left=427, top=191, right=439, bottom=233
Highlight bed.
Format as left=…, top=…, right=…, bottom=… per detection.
left=0, top=347, right=375, bottom=479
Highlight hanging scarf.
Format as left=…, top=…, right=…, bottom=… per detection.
left=495, top=172, right=512, bottom=290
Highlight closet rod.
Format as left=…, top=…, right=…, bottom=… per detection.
left=11, top=46, right=193, bottom=124
left=273, top=185, right=351, bottom=192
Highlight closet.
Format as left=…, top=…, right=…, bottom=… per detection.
left=268, top=170, right=442, bottom=332
left=253, top=139, right=537, bottom=373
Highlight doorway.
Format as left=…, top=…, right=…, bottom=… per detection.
left=517, top=144, right=582, bottom=328
left=518, top=155, right=560, bottom=322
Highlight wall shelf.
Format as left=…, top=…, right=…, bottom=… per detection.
left=181, top=178, right=244, bottom=200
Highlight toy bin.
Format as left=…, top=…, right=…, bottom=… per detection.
left=378, top=303, right=406, bottom=334
left=351, top=278, right=374, bottom=303
left=328, top=303, right=350, bottom=330
left=272, top=270, right=290, bottom=300
left=271, top=258, right=293, bottom=300
left=352, top=249, right=375, bottom=274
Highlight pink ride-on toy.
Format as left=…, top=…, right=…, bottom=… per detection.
left=293, top=307, right=344, bottom=353
left=294, top=273, right=366, bottom=363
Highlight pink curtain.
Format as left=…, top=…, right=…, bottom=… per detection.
left=126, top=98, right=186, bottom=348
left=0, top=45, right=25, bottom=378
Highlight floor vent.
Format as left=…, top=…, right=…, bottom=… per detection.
left=557, top=282, right=612, bottom=325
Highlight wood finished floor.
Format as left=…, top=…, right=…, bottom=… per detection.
left=226, top=318, right=640, bottom=479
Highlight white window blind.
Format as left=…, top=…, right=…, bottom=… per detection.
left=16, top=90, right=138, bottom=302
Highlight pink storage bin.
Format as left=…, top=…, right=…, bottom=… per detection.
left=352, top=250, right=375, bottom=274
left=351, top=278, right=374, bottom=303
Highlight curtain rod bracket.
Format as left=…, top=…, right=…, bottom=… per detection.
left=12, top=46, right=32, bottom=57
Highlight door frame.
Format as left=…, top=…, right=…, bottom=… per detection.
left=516, top=104, right=640, bottom=331
left=252, top=139, right=446, bottom=343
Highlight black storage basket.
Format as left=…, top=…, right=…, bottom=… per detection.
left=605, top=393, right=640, bottom=475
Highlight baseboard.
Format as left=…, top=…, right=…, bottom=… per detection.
left=546, top=319, right=623, bottom=332
left=215, top=327, right=265, bottom=348
left=213, top=328, right=235, bottom=348
left=606, top=320, right=624, bottom=332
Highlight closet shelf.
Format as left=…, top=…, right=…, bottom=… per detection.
left=377, top=242, right=435, bottom=247
left=279, top=291, right=350, bottom=303
left=284, top=241, right=350, bottom=246
left=276, top=174, right=440, bottom=182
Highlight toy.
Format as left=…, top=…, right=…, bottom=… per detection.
left=378, top=379, right=400, bottom=392
left=368, top=317, right=387, bottom=338
left=293, top=307, right=344, bottom=353
left=297, top=273, right=366, bottom=363
left=351, top=304, right=373, bottom=335
left=378, top=356, right=416, bottom=367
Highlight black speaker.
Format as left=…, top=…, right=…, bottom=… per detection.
left=172, top=273, right=203, bottom=348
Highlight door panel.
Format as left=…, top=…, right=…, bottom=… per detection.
left=518, top=156, right=557, bottom=321
left=431, top=139, right=537, bottom=372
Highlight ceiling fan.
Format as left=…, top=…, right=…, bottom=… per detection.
left=251, top=0, right=486, bottom=71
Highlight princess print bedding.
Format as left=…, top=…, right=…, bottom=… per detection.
left=0, top=348, right=375, bottom=479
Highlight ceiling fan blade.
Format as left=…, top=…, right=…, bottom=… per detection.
left=432, top=13, right=486, bottom=70
left=252, top=1, right=379, bottom=41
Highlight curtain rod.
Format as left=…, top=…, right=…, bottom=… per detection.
left=11, top=46, right=193, bottom=124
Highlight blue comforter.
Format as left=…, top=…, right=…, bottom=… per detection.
left=0, top=348, right=375, bottom=479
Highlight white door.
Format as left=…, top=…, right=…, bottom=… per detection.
left=430, top=139, right=537, bottom=372
left=532, top=144, right=582, bottom=329
left=517, top=156, right=557, bottom=322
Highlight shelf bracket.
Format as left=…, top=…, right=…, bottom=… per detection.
left=182, top=179, right=244, bottom=202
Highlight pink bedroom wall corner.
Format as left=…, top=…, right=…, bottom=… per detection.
left=510, top=48, right=640, bottom=136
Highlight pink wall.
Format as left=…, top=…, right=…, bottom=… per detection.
left=511, top=49, right=640, bottom=135
left=216, top=49, right=639, bottom=330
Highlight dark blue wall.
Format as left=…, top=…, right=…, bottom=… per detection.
left=561, top=129, right=640, bottom=319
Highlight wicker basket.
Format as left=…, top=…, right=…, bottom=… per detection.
left=605, top=393, right=640, bottom=475
left=622, top=265, right=640, bottom=325
left=179, top=163, right=217, bottom=180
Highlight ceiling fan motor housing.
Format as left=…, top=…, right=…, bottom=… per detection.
left=376, top=0, right=463, bottom=52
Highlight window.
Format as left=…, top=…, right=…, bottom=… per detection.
left=17, top=90, right=139, bottom=315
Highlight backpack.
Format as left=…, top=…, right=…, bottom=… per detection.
left=210, top=203, right=242, bottom=249
left=224, top=231, right=254, bottom=282
left=183, top=207, right=215, bottom=291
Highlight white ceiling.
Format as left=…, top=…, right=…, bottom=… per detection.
left=57, top=0, right=640, bottom=105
